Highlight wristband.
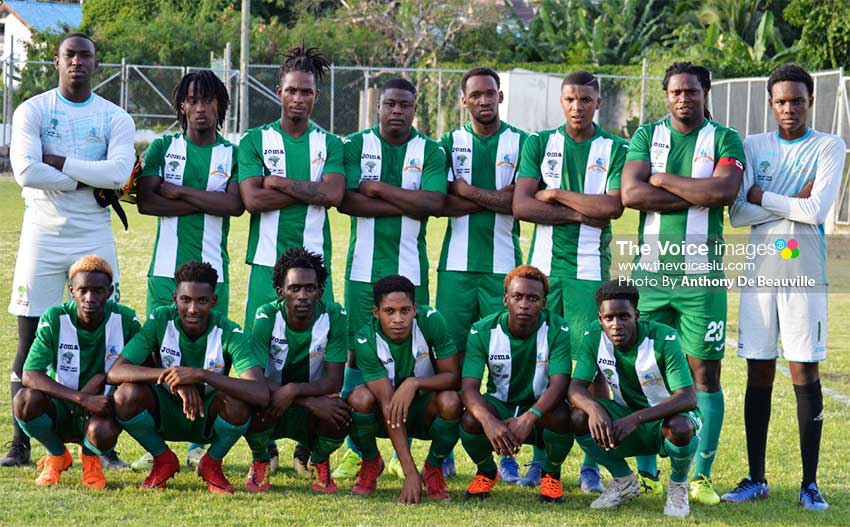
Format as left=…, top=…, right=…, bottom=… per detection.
left=528, top=408, right=542, bottom=419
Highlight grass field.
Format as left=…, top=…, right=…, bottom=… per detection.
left=0, top=178, right=848, bottom=526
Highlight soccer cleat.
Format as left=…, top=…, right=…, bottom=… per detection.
left=421, top=461, right=449, bottom=500
left=0, top=440, right=31, bottom=467
left=81, top=452, right=107, bottom=489
left=637, top=470, right=663, bottom=495
left=130, top=452, right=154, bottom=472
left=99, top=450, right=129, bottom=470
left=140, top=449, right=179, bottom=489
left=293, top=444, right=311, bottom=479
left=590, top=472, right=641, bottom=509
left=517, top=460, right=543, bottom=487
left=245, top=460, right=271, bottom=493
left=464, top=471, right=498, bottom=500
left=387, top=455, right=405, bottom=479
left=442, top=454, right=457, bottom=478
left=799, top=482, right=829, bottom=511
left=664, top=480, right=690, bottom=517
left=579, top=465, right=605, bottom=494
left=268, top=443, right=280, bottom=474
left=197, top=453, right=234, bottom=494
left=720, top=477, right=769, bottom=503
left=498, top=456, right=520, bottom=484
left=538, top=472, right=564, bottom=503
left=689, top=474, right=720, bottom=505
left=34, top=448, right=72, bottom=486
left=352, top=455, right=384, bottom=496
left=186, top=445, right=205, bottom=469
left=332, top=448, right=361, bottom=480
left=309, top=460, right=338, bottom=494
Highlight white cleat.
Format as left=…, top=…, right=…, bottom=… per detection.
left=590, top=472, right=641, bottom=509
left=664, top=480, right=691, bottom=517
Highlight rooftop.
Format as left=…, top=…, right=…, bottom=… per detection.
left=1, top=1, right=83, bottom=32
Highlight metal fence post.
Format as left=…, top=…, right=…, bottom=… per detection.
left=437, top=70, right=443, bottom=137
left=639, top=57, right=647, bottom=125
left=330, top=64, right=335, bottom=134
left=120, top=58, right=128, bottom=110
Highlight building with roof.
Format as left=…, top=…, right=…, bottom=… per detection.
left=0, top=1, right=83, bottom=61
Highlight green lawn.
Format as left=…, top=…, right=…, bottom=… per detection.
left=0, top=178, right=848, bottom=526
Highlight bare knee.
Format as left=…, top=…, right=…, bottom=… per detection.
left=570, top=407, right=590, bottom=436
left=662, top=415, right=694, bottom=446
left=113, top=383, right=152, bottom=420
left=435, top=391, right=462, bottom=421
left=346, top=385, right=376, bottom=414
left=460, top=410, right=483, bottom=434
left=540, top=403, right=571, bottom=434
left=13, top=387, right=48, bottom=421
left=85, top=416, right=121, bottom=451
left=217, top=394, right=252, bottom=425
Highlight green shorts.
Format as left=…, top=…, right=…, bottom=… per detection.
left=375, top=391, right=434, bottom=440
left=548, top=277, right=602, bottom=353
left=50, top=397, right=88, bottom=443
left=634, top=272, right=727, bottom=360
left=344, top=278, right=429, bottom=349
left=152, top=384, right=219, bottom=443
left=594, top=398, right=702, bottom=458
left=481, top=393, right=544, bottom=447
left=244, top=264, right=334, bottom=332
left=147, top=276, right=230, bottom=318
left=265, top=405, right=312, bottom=446
left=436, top=271, right=505, bottom=354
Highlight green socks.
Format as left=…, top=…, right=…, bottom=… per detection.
left=532, top=443, right=546, bottom=463
left=244, top=428, right=275, bottom=462
left=693, top=389, right=724, bottom=478
left=426, top=417, right=459, bottom=467
left=575, top=434, right=631, bottom=478
left=82, top=437, right=111, bottom=456
left=117, top=410, right=166, bottom=457
left=16, top=414, right=64, bottom=456
left=459, top=426, right=497, bottom=473
left=542, top=429, right=573, bottom=474
left=350, top=411, right=380, bottom=461
left=665, top=435, right=698, bottom=483
left=636, top=454, right=659, bottom=476
left=207, top=416, right=249, bottom=461
left=311, top=435, right=345, bottom=464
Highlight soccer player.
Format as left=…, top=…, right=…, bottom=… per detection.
left=438, top=66, right=526, bottom=481
left=513, top=70, right=627, bottom=492
left=346, top=275, right=460, bottom=503
left=725, top=65, right=844, bottom=510
left=3, top=33, right=135, bottom=467
left=243, top=248, right=349, bottom=494
left=621, top=61, right=744, bottom=503
left=334, top=77, right=446, bottom=479
left=107, top=261, right=268, bottom=492
left=13, top=256, right=140, bottom=488
left=460, top=265, right=574, bottom=504
left=569, top=280, right=700, bottom=517
left=238, top=44, right=345, bottom=332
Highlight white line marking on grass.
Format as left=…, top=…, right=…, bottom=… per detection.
left=725, top=337, right=850, bottom=406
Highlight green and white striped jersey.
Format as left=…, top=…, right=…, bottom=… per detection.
left=573, top=320, right=693, bottom=411
left=517, top=124, right=628, bottom=280
left=343, top=127, right=447, bottom=286
left=438, top=122, right=526, bottom=274
left=462, top=309, right=572, bottom=407
left=238, top=121, right=345, bottom=268
left=625, top=118, right=745, bottom=276
left=142, top=133, right=237, bottom=283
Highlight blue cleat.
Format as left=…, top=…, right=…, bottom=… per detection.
left=518, top=460, right=544, bottom=488
left=721, top=477, right=769, bottom=503
left=579, top=465, right=605, bottom=493
left=498, top=456, right=521, bottom=484
left=442, top=454, right=457, bottom=478
left=799, top=482, right=829, bottom=511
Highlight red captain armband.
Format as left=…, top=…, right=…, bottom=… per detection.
left=718, top=157, right=744, bottom=171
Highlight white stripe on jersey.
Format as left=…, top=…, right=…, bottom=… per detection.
left=349, top=217, right=375, bottom=282
left=254, top=129, right=286, bottom=266
left=265, top=312, right=289, bottom=381
left=397, top=137, right=427, bottom=285
left=642, top=125, right=671, bottom=266
left=635, top=336, right=670, bottom=406
left=488, top=325, right=512, bottom=402
left=530, top=132, right=566, bottom=275
left=152, top=136, right=186, bottom=278
left=576, top=136, right=613, bottom=280
left=684, top=124, right=716, bottom=274
left=57, top=314, right=82, bottom=390
left=445, top=130, right=472, bottom=271
left=532, top=321, right=550, bottom=398
left=492, top=129, right=521, bottom=274
left=596, top=332, right=627, bottom=407
left=308, top=313, right=331, bottom=382
left=201, top=144, right=233, bottom=282
left=304, top=130, right=328, bottom=259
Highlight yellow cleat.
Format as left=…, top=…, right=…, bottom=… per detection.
left=637, top=470, right=663, bottom=495
left=690, top=474, right=721, bottom=505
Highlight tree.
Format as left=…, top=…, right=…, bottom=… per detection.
left=785, top=0, right=850, bottom=69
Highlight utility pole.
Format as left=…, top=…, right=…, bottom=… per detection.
left=239, top=0, right=250, bottom=134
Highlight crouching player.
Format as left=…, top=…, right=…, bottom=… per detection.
left=347, top=275, right=461, bottom=503
left=243, top=248, right=349, bottom=493
left=13, top=256, right=140, bottom=488
left=568, top=280, right=700, bottom=517
left=108, top=261, right=268, bottom=492
left=460, top=264, right=574, bottom=503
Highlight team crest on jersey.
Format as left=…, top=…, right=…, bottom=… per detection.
left=309, top=344, right=326, bottom=360
left=758, top=160, right=772, bottom=179
left=588, top=157, right=608, bottom=174
left=640, top=373, right=663, bottom=387
left=106, top=345, right=120, bottom=362
left=45, top=118, right=61, bottom=139
left=311, top=151, right=326, bottom=164
left=404, top=158, right=423, bottom=175
left=209, top=163, right=230, bottom=180
left=267, top=155, right=281, bottom=167
left=535, top=351, right=548, bottom=364
left=694, top=148, right=714, bottom=164
left=86, top=127, right=103, bottom=143
left=62, top=351, right=74, bottom=365
left=457, top=154, right=468, bottom=166
left=496, top=153, right=515, bottom=169
left=364, top=160, right=378, bottom=174
left=205, top=359, right=225, bottom=372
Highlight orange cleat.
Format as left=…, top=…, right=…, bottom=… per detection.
left=309, top=460, right=338, bottom=494
left=245, top=460, right=271, bottom=493
left=80, top=452, right=107, bottom=489
left=464, top=471, right=498, bottom=500
left=197, top=453, right=234, bottom=494
left=140, top=448, right=179, bottom=489
left=539, top=472, right=564, bottom=503
left=421, top=461, right=449, bottom=499
left=34, top=448, right=72, bottom=486
left=352, top=455, right=384, bottom=496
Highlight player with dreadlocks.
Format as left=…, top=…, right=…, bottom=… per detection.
left=238, top=44, right=346, bottom=476
left=132, top=70, right=244, bottom=472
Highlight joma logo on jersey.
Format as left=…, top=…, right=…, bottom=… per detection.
left=545, top=151, right=562, bottom=158
left=380, top=356, right=394, bottom=366
left=165, top=152, right=186, bottom=161
left=161, top=346, right=179, bottom=357
left=263, top=148, right=284, bottom=155
left=489, top=353, right=510, bottom=361
left=597, top=357, right=615, bottom=367
left=272, top=336, right=287, bottom=346
left=361, top=153, right=380, bottom=160
left=59, top=343, right=80, bottom=351
left=651, top=141, right=669, bottom=149
left=496, top=154, right=515, bottom=169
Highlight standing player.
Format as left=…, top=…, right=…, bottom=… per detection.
left=108, top=262, right=268, bottom=493
left=438, top=67, right=525, bottom=480
left=13, top=256, right=140, bottom=488
left=238, top=44, right=345, bottom=331
left=460, top=265, right=574, bottom=504
left=243, top=248, right=349, bottom=494
left=346, top=275, right=460, bottom=503
left=513, top=71, right=627, bottom=492
left=621, top=62, right=744, bottom=504
left=333, top=78, right=446, bottom=479
left=3, top=33, right=135, bottom=467
left=569, top=280, right=700, bottom=517
left=725, top=65, right=843, bottom=510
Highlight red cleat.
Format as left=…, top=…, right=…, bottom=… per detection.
left=310, top=460, right=338, bottom=494
left=352, top=455, right=384, bottom=496
left=140, top=448, right=179, bottom=489
left=245, top=460, right=271, bottom=493
left=421, top=461, right=449, bottom=499
left=197, top=453, right=234, bottom=494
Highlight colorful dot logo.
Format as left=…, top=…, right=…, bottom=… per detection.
left=775, top=238, right=799, bottom=259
